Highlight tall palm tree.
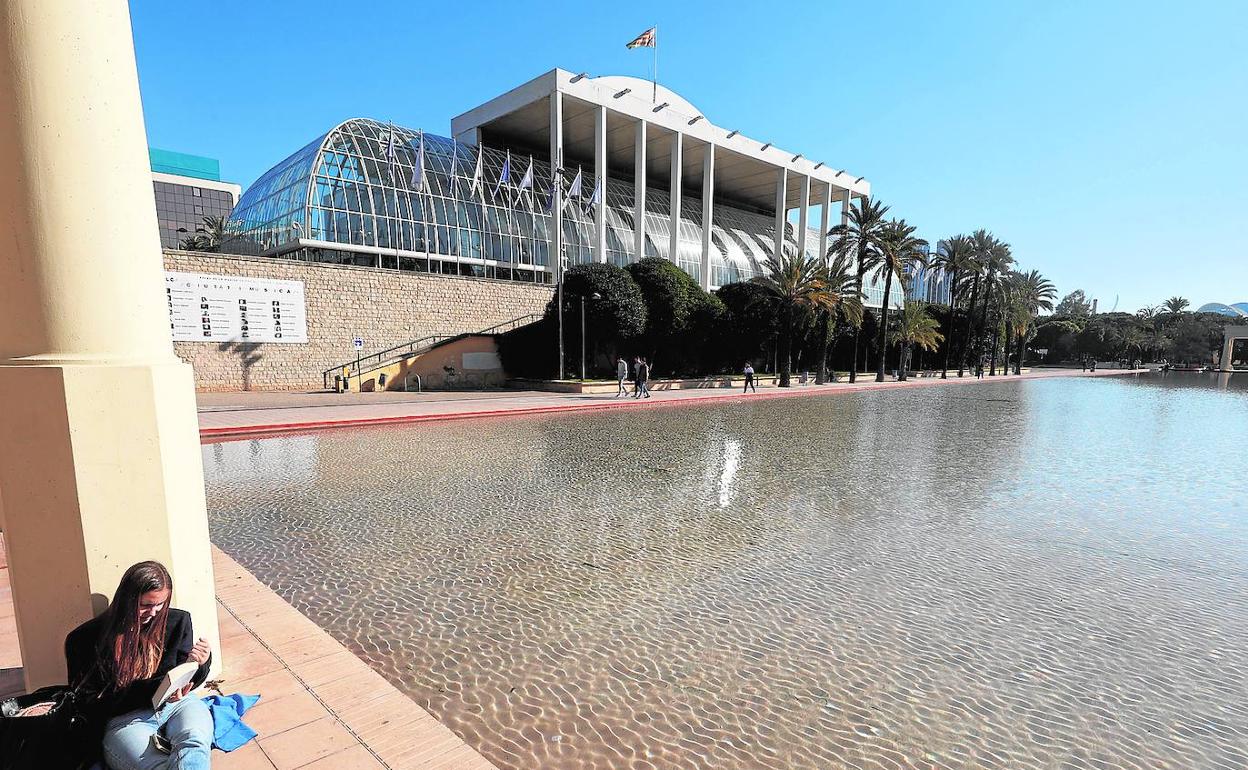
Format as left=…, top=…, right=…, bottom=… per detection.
left=827, top=197, right=888, bottom=383
left=754, top=245, right=839, bottom=387
left=871, top=219, right=928, bottom=382
left=959, top=229, right=993, bottom=377
left=976, top=238, right=1014, bottom=376
left=1163, top=296, right=1190, bottom=315
left=813, top=252, right=864, bottom=384
left=1007, top=269, right=1056, bottom=374
left=890, top=301, right=944, bottom=381
left=930, top=234, right=975, bottom=379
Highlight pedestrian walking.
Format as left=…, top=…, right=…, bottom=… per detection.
left=743, top=362, right=756, bottom=393
left=616, top=356, right=630, bottom=397
left=632, top=356, right=643, bottom=397
left=635, top=357, right=651, bottom=398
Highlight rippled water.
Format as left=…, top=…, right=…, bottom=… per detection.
left=204, top=373, right=1248, bottom=769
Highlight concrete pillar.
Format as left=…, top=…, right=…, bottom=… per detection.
left=773, top=167, right=788, bottom=258
left=633, top=120, right=646, bottom=261
left=550, top=91, right=563, bottom=278
left=700, top=144, right=715, bottom=290
left=594, top=104, right=608, bottom=263
left=796, top=175, right=810, bottom=259
left=669, top=132, right=683, bottom=264
left=0, top=0, right=219, bottom=689
left=818, top=183, right=832, bottom=262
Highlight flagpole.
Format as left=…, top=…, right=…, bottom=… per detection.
left=389, top=122, right=397, bottom=271
left=653, top=24, right=658, bottom=102
left=451, top=135, right=460, bottom=277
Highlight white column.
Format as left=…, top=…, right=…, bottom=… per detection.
left=550, top=92, right=563, bottom=277
left=773, top=167, right=788, bottom=258
left=669, top=132, right=683, bottom=264
left=841, top=190, right=852, bottom=227
left=0, top=0, right=218, bottom=688
left=796, top=175, right=810, bottom=259
left=594, top=104, right=608, bottom=263
left=700, top=143, right=715, bottom=290
left=818, top=183, right=832, bottom=261
left=634, top=120, right=646, bottom=261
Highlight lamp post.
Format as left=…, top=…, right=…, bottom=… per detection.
left=581, top=291, right=602, bottom=381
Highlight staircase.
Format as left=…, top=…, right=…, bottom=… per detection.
left=321, top=313, right=539, bottom=390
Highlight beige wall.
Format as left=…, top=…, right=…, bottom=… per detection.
left=163, top=250, right=553, bottom=391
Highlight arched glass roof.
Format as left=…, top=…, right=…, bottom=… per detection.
left=1197, top=302, right=1248, bottom=317
left=226, top=117, right=896, bottom=300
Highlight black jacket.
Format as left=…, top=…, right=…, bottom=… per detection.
left=64, top=608, right=211, bottom=728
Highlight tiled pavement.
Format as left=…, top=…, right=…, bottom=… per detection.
left=198, top=369, right=1144, bottom=439
left=0, top=540, right=497, bottom=770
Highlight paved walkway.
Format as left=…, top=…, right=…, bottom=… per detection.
left=0, top=538, right=497, bottom=770
left=199, top=369, right=1144, bottom=439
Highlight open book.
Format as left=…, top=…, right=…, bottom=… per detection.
left=151, top=661, right=201, bottom=709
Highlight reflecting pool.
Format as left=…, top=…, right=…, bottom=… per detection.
left=204, top=373, right=1248, bottom=769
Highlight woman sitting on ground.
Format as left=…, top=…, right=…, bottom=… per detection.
left=64, top=560, right=214, bottom=769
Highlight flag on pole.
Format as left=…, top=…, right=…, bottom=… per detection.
left=544, top=171, right=558, bottom=212
left=584, top=175, right=601, bottom=215
left=409, top=131, right=428, bottom=192
left=626, top=27, right=656, bottom=48
left=385, top=124, right=399, bottom=183
left=562, top=168, right=583, bottom=211
left=517, top=157, right=535, bottom=208
left=492, top=151, right=511, bottom=200
left=468, top=150, right=484, bottom=197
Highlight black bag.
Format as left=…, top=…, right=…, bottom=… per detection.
left=0, top=685, right=93, bottom=770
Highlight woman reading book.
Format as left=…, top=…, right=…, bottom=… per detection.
left=63, top=560, right=214, bottom=769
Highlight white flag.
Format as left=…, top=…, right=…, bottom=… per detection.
left=409, top=132, right=427, bottom=192
left=562, top=168, right=583, bottom=211
left=468, top=150, right=483, bottom=197
left=518, top=158, right=534, bottom=191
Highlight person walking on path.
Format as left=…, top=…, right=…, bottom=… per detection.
left=635, top=357, right=651, bottom=398
left=616, top=356, right=630, bottom=397
left=631, top=356, right=643, bottom=398
left=743, top=362, right=757, bottom=393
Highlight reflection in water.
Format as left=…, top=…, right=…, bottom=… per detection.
left=205, top=374, right=1248, bottom=770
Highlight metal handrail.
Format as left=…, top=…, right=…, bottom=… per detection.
left=321, top=312, right=542, bottom=389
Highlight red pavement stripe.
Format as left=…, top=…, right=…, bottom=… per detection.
left=197, top=370, right=1142, bottom=443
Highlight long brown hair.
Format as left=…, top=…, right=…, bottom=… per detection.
left=97, top=561, right=172, bottom=689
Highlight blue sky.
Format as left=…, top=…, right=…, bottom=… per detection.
left=131, top=1, right=1246, bottom=312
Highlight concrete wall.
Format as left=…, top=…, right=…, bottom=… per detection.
left=356, top=334, right=507, bottom=392
left=163, top=251, right=553, bottom=391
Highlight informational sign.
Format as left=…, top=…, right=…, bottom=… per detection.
left=165, top=271, right=307, bottom=343
left=353, top=337, right=364, bottom=350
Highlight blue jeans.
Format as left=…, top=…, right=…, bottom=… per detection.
left=103, top=696, right=213, bottom=770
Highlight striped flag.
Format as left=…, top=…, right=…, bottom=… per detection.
left=626, top=27, right=656, bottom=48
left=385, top=125, right=399, bottom=182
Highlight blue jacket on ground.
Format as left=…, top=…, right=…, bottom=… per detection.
left=201, top=693, right=261, bottom=751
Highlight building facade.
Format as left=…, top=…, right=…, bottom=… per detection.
left=227, top=69, right=910, bottom=311
left=151, top=148, right=241, bottom=249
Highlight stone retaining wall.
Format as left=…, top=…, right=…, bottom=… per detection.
left=163, top=250, right=553, bottom=391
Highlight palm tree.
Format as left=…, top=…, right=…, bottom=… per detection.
left=754, top=245, right=839, bottom=387
left=976, top=237, right=1014, bottom=376
left=929, top=234, right=975, bottom=378
left=177, top=215, right=228, bottom=252
left=871, top=219, right=928, bottom=382
left=812, top=252, right=864, bottom=384
left=959, top=229, right=993, bottom=377
left=1006, top=269, right=1056, bottom=373
left=1163, top=296, right=1190, bottom=315
left=827, top=197, right=888, bottom=383
left=890, top=301, right=944, bottom=381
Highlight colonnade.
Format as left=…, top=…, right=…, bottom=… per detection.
left=548, top=92, right=857, bottom=290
